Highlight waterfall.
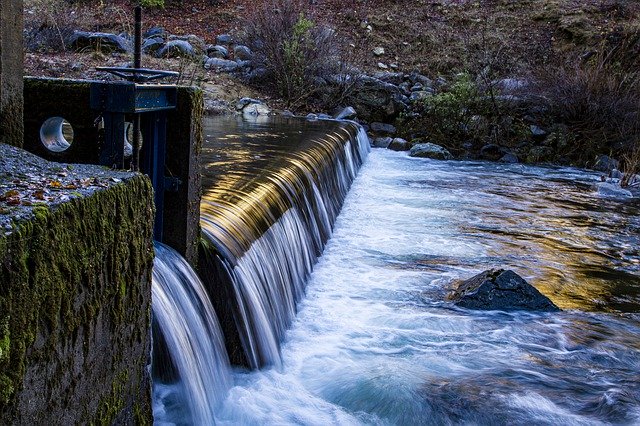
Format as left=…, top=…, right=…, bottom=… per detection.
left=152, top=242, right=232, bottom=425
left=200, top=120, right=370, bottom=368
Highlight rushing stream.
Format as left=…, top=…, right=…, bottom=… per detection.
left=202, top=118, right=640, bottom=425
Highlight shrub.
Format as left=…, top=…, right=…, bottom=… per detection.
left=242, top=0, right=341, bottom=107
left=140, top=0, right=164, bottom=8
left=534, top=32, right=640, bottom=166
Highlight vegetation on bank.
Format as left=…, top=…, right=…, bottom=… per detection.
left=22, top=0, right=640, bottom=180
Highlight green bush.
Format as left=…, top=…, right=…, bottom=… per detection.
left=140, top=0, right=164, bottom=8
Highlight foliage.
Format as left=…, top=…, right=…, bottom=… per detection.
left=139, top=0, right=164, bottom=8
left=533, top=32, right=640, bottom=166
left=242, top=0, right=343, bottom=107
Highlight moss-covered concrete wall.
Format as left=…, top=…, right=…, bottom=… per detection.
left=0, top=0, right=24, bottom=148
left=0, top=144, right=154, bottom=424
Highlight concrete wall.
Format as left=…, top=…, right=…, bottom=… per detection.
left=0, top=0, right=24, bottom=148
left=0, top=144, right=155, bottom=424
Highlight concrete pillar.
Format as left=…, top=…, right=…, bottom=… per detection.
left=0, top=0, right=24, bottom=148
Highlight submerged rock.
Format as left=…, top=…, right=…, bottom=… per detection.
left=388, top=137, right=410, bottom=151
left=409, top=143, right=453, bottom=160
left=449, top=269, right=560, bottom=312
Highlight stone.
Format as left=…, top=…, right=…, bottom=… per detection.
left=409, top=143, right=453, bottom=160
left=595, top=182, right=633, bottom=198
left=235, top=97, right=263, bottom=110
left=168, top=34, right=206, bottom=53
left=409, top=72, right=433, bottom=88
left=334, top=106, right=357, bottom=120
left=493, top=78, right=528, bottom=94
left=216, top=34, right=234, bottom=44
left=69, top=31, right=132, bottom=53
left=373, top=46, right=385, bottom=56
left=593, top=155, right=619, bottom=173
left=373, top=72, right=405, bottom=85
left=409, top=91, right=432, bottom=102
left=204, top=58, right=239, bottom=72
left=345, top=75, right=404, bottom=122
left=142, top=37, right=164, bottom=55
left=306, top=113, right=318, bottom=121
left=377, top=62, right=389, bottom=69
left=479, top=144, right=509, bottom=161
left=143, top=26, right=167, bottom=39
left=234, top=45, right=253, bottom=61
left=449, top=269, right=560, bottom=312
left=317, top=113, right=332, bottom=120
left=499, top=153, right=519, bottom=163
left=157, top=40, right=197, bottom=58
left=206, top=44, right=228, bottom=59
left=530, top=125, right=548, bottom=139
left=372, top=136, right=392, bottom=148
left=388, top=137, right=410, bottom=151
left=242, top=103, right=271, bottom=116
left=370, top=122, right=397, bottom=135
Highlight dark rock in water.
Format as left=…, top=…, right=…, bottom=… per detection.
left=372, top=136, right=392, bottom=148
left=450, top=269, right=560, bottom=312
left=388, top=137, right=410, bottom=151
left=69, top=31, right=132, bottom=53
left=409, top=143, right=453, bottom=160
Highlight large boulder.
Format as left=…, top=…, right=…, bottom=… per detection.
left=345, top=75, right=406, bottom=122
left=449, top=269, right=560, bottom=312
left=409, top=143, right=453, bottom=160
left=156, top=40, right=197, bottom=58
left=69, top=31, right=132, bottom=53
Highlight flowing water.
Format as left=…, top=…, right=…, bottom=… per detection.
left=201, top=118, right=640, bottom=425
left=152, top=242, right=232, bottom=425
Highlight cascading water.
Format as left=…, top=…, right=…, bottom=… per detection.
left=151, top=242, right=232, bottom=425
left=199, top=116, right=370, bottom=368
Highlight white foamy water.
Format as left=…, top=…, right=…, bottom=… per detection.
left=214, top=150, right=640, bottom=425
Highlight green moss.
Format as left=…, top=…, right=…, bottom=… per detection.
left=0, top=175, right=154, bottom=423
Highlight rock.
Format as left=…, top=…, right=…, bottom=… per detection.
left=479, top=144, right=509, bottom=161
left=499, top=153, right=519, bottom=163
left=206, top=44, right=229, bottom=59
left=373, top=72, right=405, bottom=85
left=609, top=169, right=624, bottom=179
left=281, top=110, right=295, bottom=117
left=216, top=34, right=234, bottom=45
left=236, top=97, right=264, bottom=110
left=317, top=113, right=332, bottom=120
left=157, top=40, right=197, bottom=58
left=409, top=143, right=453, bottom=160
left=593, top=155, right=619, bottom=173
left=449, top=269, right=560, bottom=312
left=234, top=45, right=253, bottom=61
left=372, top=136, right=392, bottom=148
left=69, top=31, right=132, bottom=53
left=373, top=46, right=385, bottom=56
left=246, top=67, right=268, bottom=81
left=334, top=106, right=357, bottom=120
left=409, top=91, right=432, bottom=102
left=168, top=34, right=206, bottom=53
left=242, top=103, right=270, bottom=116
left=388, top=137, right=410, bottom=151
left=409, top=72, right=433, bottom=88
left=595, top=182, right=633, bottom=198
left=306, top=113, right=318, bottom=121
left=204, top=58, right=239, bottom=71
left=530, top=125, right=548, bottom=139
left=345, top=75, right=404, bottom=122
left=370, top=122, right=397, bottom=135
left=142, top=37, right=164, bottom=55
left=377, top=62, right=389, bottom=69
left=143, top=27, right=167, bottom=39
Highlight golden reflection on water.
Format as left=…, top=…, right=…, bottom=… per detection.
left=200, top=116, right=359, bottom=261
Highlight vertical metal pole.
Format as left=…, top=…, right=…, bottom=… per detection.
left=132, top=6, right=142, bottom=170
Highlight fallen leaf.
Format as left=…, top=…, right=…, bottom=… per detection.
left=49, top=180, right=63, bottom=188
left=6, top=197, right=21, bottom=206
left=33, top=190, right=47, bottom=200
